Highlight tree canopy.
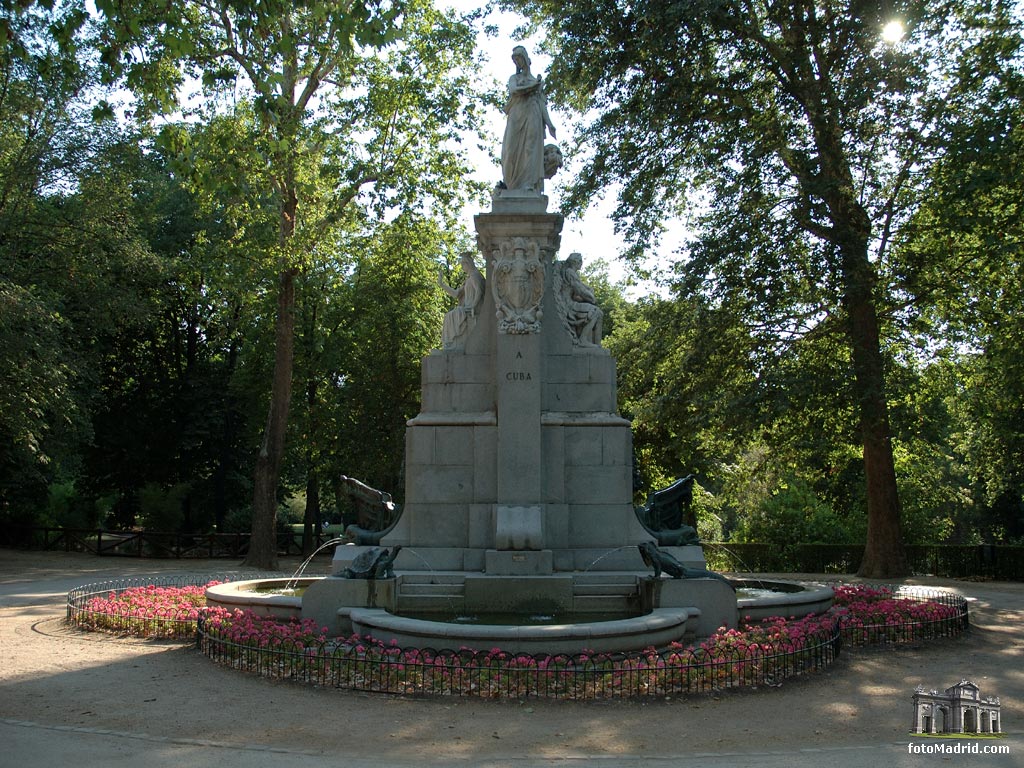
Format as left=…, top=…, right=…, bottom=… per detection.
left=506, top=0, right=1024, bottom=575
left=92, top=0, right=485, bottom=567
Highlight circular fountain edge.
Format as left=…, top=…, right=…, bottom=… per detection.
left=206, top=578, right=308, bottom=621
left=348, top=606, right=695, bottom=654
left=206, top=576, right=835, bottom=647
left=732, top=579, right=834, bottom=622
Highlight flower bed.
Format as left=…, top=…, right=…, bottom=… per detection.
left=67, top=574, right=241, bottom=640
left=831, top=584, right=968, bottom=645
left=68, top=579, right=969, bottom=699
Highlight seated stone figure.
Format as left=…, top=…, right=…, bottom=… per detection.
left=553, top=252, right=603, bottom=347
left=438, top=252, right=485, bottom=350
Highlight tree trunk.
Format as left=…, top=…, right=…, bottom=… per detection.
left=813, top=99, right=909, bottom=577
left=841, top=239, right=908, bottom=578
left=244, top=267, right=297, bottom=570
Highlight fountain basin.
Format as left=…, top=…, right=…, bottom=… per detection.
left=206, top=578, right=311, bottom=621
left=206, top=575, right=833, bottom=649
left=733, top=579, right=834, bottom=622
left=347, top=606, right=695, bottom=654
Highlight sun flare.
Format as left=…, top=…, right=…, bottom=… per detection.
left=882, top=20, right=906, bottom=44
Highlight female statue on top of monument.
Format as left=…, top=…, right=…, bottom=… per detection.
left=501, top=45, right=557, bottom=193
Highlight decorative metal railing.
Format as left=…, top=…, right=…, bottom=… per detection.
left=6, top=527, right=339, bottom=559
left=195, top=616, right=842, bottom=700
left=703, top=542, right=1024, bottom=581
left=834, top=585, right=970, bottom=646
left=11, top=527, right=1023, bottom=580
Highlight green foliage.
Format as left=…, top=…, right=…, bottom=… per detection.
left=93, top=0, right=402, bottom=119
left=690, top=484, right=724, bottom=543
left=42, top=481, right=99, bottom=529
left=1, top=6, right=91, bottom=451
left=315, top=213, right=455, bottom=501
left=0, top=282, right=76, bottom=480
left=281, top=493, right=307, bottom=526
left=137, top=482, right=190, bottom=531
left=606, top=293, right=762, bottom=497
left=578, top=257, right=630, bottom=340
left=733, top=475, right=851, bottom=546
left=6, top=0, right=1021, bottom=561
left=891, top=31, right=1024, bottom=543
left=89, top=0, right=486, bottom=567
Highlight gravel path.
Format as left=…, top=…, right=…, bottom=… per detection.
left=1, top=549, right=1021, bottom=767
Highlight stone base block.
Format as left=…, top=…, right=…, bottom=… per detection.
left=662, top=545, right=707, bottom=569
left=488, top=191, right=549, bottom=214
left=301, top=576, right=397, bottom=636
left=649, top=577, right=738, bottom=636
left=398, top=546, right=484, bottom=571
left=494, top=505, right=544, bottom=549
left=554, top=547, right=649, bottom=571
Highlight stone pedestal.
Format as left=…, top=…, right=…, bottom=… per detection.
left=383, top=195, right=653, bottom=574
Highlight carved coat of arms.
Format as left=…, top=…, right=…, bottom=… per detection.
left=491, top=237, right=545, bottom=334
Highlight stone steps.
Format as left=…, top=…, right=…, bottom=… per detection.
left=397, top=575, right=465, bottom=613
left=394, top=573, right=652, bottom=616
left=572, top=582, right=638, bottom=596
left=572, top=574, right=641, bottom=613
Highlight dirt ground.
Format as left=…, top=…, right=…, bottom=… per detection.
left=1, top=549, right=1021, bottom=767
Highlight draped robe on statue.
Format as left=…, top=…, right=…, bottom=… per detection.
left=441, top=265, right=485, bottom=349
left=501, top=72, right=548, bottom=192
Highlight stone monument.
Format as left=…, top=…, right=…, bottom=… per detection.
left=380, top=44, right=651, bottom=577
left=311, top=45, right=730, bottom=646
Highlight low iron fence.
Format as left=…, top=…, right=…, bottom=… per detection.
left=66, top=572, right=265, bottom=640
left=834, top=585, right=969, bottom=647
left=195, top=617, right=843, bottom=700
left=192, top=584, right=968, bottom=698
left=65, top=574, right=843, bottom=698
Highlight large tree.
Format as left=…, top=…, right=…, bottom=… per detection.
left=97, top=0, right=483, bottom=567
left=1, top=4, right=168, bottom=525
left=509, top=0, right=1022, bottom=576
